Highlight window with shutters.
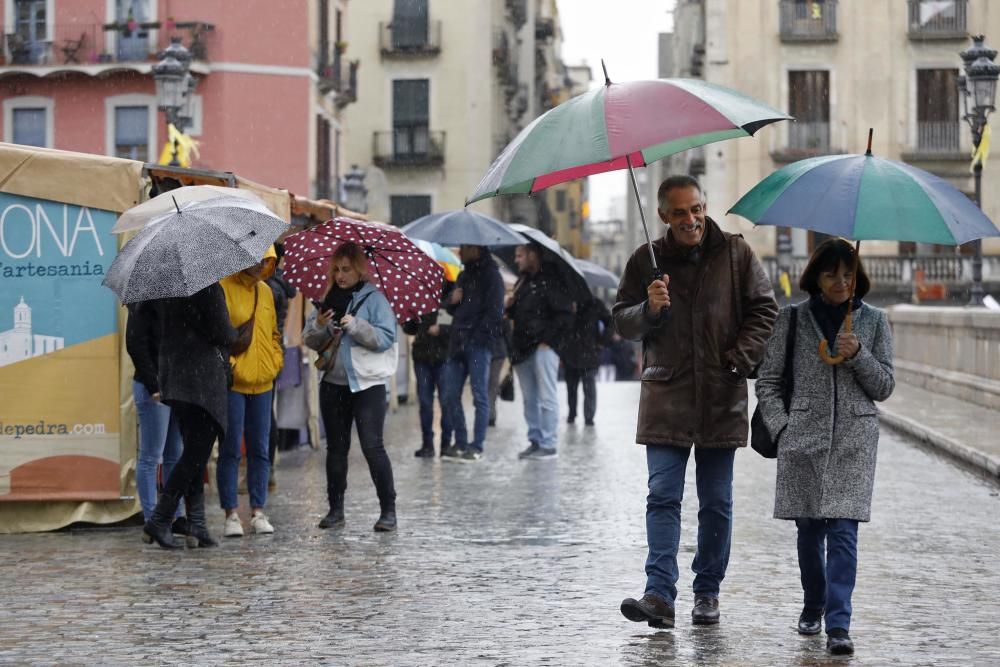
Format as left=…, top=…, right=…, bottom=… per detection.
left=11, top=108, right=46, bottom=147
left=390, top=195, right=431, bottom=227
left=787, top=70, right=830, bottom=153
left=916, top=69, right=960, bottom=153
left=114, top=106, right=150, bottom=161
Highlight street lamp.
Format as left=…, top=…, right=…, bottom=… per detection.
left=152, top=37, right=192, bottom=167
left=957, top=35, right=1000, bottom=306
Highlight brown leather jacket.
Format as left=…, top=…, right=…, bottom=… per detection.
left=613, top=217, right=778, bottom=448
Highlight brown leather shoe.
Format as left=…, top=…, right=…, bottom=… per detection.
left=691, top=595, right=720, bottom=625
left=620, top=592, right=675, bottom=628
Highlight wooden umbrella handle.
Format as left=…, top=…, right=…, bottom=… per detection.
left=819, top=240, right=861, bottom=365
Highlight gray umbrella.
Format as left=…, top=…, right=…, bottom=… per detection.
left=575, top=259, right=620, bottom=291
left=103, top=196, right=287, bottom=304
left=401, top=209, right=525, bottom=246
left=500, top=223, right=591, bottom=301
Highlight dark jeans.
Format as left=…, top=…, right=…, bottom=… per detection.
left=796, top=518, right=859, bottom=633
left=442, top=343, right=491, bottom=452
left=488, top=355, right=505, bottom=422
left=414, top=360, right=452, bottom=449
left=319, top=382, right=396, bottom=511
left=645, top=445, right=736, bottom=603
left=161, top=402, right=221, bottom=499
left=565, top=366, right=597, bottom=422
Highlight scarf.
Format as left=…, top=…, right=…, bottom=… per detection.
left=322, top=281, right=365, bottom=319
left=809, top=293, right=862, bottom=348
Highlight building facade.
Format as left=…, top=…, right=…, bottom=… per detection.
left=657, top=0, right=1000, bottom=267
left=343, top=0, right=577, bottom=232
left=0, top=0, right=356, bottom=199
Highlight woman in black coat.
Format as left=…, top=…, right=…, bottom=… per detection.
left=142, top=283, right=237, bottom=549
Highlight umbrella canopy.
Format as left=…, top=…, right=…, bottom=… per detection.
left=103, top=196, right=287, bottom=304
left=468, top=77, right=791, bottom=203
left=728, top=152, right=1000, bottom=244
left=401, top=209, right=526, bottom=247
left=575, top=259, right=620, bottom=291
left=112, top=185, right=264, bottom=233
left=412, top=239, right=463, bottom=281
left=282, top=217, right=444, bottom=324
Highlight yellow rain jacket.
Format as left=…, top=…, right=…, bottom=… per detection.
left=220, top=248, right=284, bottom=395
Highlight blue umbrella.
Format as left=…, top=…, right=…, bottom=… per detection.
left=402, top=209, right=526, bottom=247
left=575, top=259, right=620, bottom=291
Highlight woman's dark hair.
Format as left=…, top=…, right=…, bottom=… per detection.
left=798, top=238, right=871, bottom=299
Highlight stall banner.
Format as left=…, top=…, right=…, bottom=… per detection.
left=0, top=192, right=121, bottom=501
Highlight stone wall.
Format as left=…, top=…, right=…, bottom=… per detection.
left=887, top=305, right=1000, bottom=410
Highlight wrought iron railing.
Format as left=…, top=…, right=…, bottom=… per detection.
left=788, top=121, right=831, bottom=151
left=373, top=129, right=445, bottom=167
left=762, top=255, right=1000, bottom=290
left=379, top=20, right=441, bottom=56
left=908, top=0, right=967, bottom=39
left=916, top=121, right=961, bottom=153
left=779, top=0, right=838, bottom=41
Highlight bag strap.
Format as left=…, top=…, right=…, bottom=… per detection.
left=348, top=290, right=374, bottom=316
left=730, top=235, right=743, bottom=325
left=782, top=306, right=799, bottom=408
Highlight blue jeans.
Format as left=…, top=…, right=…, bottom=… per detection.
left=217, top=389, right=273, bottom=510
left=415, top=360, right=452, bottom=449
left=796, top=518, right=859, bottom=632
left=645, top=445, right=736, bottom=603
left=133, top=380, right=184, bottom=520
left=513, top=345, right=560, bottom=450
left=442, top=344, right=491, bottom=452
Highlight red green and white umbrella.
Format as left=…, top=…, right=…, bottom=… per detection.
left=467, top=69, right=791, bottom=274
left=468, top=76, right=790, bottom=203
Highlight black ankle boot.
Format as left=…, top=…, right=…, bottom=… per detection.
left=143, top=489, right=184, bottom=549
left=319, top=493, right=345, bottom=529
left=374, top=508, right=397, bottom=532
left=184, top=482, right=217, bottom=548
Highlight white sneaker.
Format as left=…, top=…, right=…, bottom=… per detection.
left=224, top=513, right=244, bottom=538
left=250, top=512, right=274, bottom=535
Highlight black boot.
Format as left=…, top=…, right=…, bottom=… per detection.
left=319, top=493, right=345, bottom=529
left=184, top=481, right=217, bottom=548
left=142, top=489, right=184, bottom=549
left=374, top=505, right=397, bottom=532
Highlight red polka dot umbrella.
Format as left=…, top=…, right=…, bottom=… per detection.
left=283, top=217, right=444, bottom=324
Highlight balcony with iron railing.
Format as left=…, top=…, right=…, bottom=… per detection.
left=316, top=49, right=359, bottom=107
left=379, top=19, right=441, bottom=58
left=908, top=0, right=967, bottom=40
left=0, top=20, right=213, bottom=69
left=779, top=0, right=838, bottom=42
left=372, top=128, right=445, bottom=168
left=916, top=121, right=962, bottom=153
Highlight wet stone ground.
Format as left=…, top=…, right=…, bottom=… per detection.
left=1, top=383, right=999, bottom=666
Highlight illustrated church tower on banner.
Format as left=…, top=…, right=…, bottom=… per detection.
left=0, top=298, right=64, bottom=367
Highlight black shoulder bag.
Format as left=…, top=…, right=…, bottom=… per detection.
left=749, top=306, right=797, bottom=459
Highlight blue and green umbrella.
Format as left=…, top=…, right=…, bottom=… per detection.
left=729, top=131, right=1000, bottom=363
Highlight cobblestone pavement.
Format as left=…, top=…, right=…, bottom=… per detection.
left=1, top=383, right=998, bottom=666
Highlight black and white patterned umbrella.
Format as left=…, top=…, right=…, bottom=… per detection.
left=103, top=196, right=287, bottom=304
left=283, top=217, right=444, bottom=324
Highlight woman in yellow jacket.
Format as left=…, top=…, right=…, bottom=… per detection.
left=218, top=246, right=284, bottom=537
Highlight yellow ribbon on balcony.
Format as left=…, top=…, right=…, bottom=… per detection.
left=158, top=123, right=200, bottom=168
left=971, top=123, right=991, bottom=172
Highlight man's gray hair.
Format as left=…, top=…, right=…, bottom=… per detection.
left=656, top=175, right=703, bottom=211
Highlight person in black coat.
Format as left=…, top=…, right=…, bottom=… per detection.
left=125, top=302, right=185, bottom=526
left=439, top=246, right=504, bottom=461
left=506, top=244, right=575, bottom=459
left=404, top=305, right=453, bottom=458
left=265, top=245, right=297, bottom=480
left=142, top=283, right=237, bottom=549
left=561, top=297, right=613, bottom=426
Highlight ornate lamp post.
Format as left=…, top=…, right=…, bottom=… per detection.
left=957, top=35, right=1000, bottom=306
left=152, top=38, right=193, bottom=167
left=342, top=164, right=368, bottom=213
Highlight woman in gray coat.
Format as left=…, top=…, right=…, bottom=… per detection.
left=755, top=238, right=894, bottom=656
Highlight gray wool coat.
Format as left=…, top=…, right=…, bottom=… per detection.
left=755, top=301, right=895, bottom=522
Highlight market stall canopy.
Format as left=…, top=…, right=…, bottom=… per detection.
left=0, top=142, right=144, bottom=213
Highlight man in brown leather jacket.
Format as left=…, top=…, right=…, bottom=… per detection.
left=616, top=176, right=778, bottom=629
